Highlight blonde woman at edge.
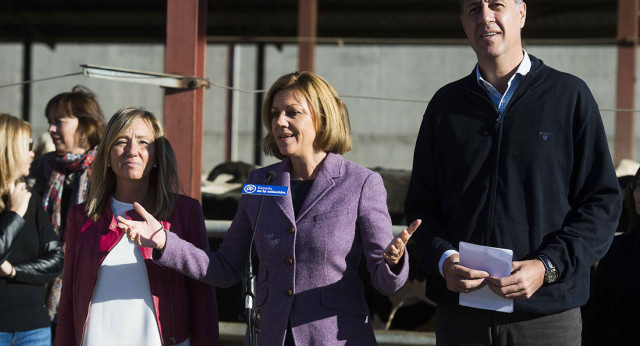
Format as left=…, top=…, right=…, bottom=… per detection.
left=0, top=113, right=63, bottom=346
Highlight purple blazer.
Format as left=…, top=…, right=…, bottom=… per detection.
left=155, top=153, right=408, bottom=345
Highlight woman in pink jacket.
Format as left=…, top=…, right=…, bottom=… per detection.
left=121, top=72, right=421, bottom=345
left=56, top=108, right=217, bottom=345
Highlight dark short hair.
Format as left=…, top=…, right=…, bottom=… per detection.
left=45, top=85, right=106, bottom=149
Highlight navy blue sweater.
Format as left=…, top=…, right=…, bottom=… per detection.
left=405, top=55, right=622, bottom=314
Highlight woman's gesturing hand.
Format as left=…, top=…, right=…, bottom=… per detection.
left=382, top=219, right=421, bottom=268
left=117, top=202, right=167, bottom=250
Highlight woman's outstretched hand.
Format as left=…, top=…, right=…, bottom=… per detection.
left=382, top=219, right=421, bottom=268
left=117, top=202, right=167, bottom=250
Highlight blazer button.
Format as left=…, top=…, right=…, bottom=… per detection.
left=287, top=289, right=293, bottom=296
left=288, top=226, right=295, bottom=234
left=286, top=258, right=293, bottom=265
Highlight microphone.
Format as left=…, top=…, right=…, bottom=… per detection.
left=266, top=170, right=276, bottom=184
left=242, top=170, right=276, bottom=346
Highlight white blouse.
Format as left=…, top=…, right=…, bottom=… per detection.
left=82, top=198, right=170, bottom=346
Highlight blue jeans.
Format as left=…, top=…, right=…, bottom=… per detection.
left=0, top=327, right=51, bottom=346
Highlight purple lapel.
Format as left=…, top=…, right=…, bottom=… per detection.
left=296, top=152, right=343, bottom=221
left=271, top=158, right=295, bottom=226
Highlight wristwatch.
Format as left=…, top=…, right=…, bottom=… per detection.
left=537, top=254, right=558, bottom=284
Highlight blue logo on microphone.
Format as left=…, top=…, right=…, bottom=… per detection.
left=243, top=184, right=257, bottom=194
left=242, top=184, right=288, bottom=196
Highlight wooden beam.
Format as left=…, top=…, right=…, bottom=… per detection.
left=164, top=0, right=207, bottom=200
left=614, top=0, right=639, bottom=165
left=297, top=0, right=317, bottom=72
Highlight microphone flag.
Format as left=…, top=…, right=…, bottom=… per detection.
left=242, top=184, right=288, bottom=196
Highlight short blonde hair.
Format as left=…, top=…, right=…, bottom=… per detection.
left=0, top=113, right=32, bottom=212
left=261, top=71, right=351, bottom=160
left=86, top=107, right=180, bottom=221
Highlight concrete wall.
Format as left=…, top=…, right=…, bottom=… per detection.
left=0, top=42, right=633, bottom=173
left=0, top=44, right=24, bottom=119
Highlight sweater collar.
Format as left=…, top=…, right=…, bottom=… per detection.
left=474, top=50, right=532, bottom=89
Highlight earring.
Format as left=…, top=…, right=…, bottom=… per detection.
left=153, top=164, right=157, bottom=168
left=107, top=163, right=111, bottom=167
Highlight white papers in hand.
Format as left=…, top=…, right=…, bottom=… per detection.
left=458, top=241, right=514, bottom=313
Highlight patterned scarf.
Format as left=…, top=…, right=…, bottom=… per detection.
left=43, top=146, right=96, bottom=320
left=43, top=147, right=97, bottom=239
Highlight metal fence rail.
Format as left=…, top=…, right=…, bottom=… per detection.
left=206, top=220, right=408, bottom=238
left=218, top=322, right=436, bottom=346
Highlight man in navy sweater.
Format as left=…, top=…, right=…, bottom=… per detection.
left=404, top=1, right=622, bottom=344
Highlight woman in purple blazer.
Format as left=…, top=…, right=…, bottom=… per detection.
left=119, top=72, right=421, bottom=345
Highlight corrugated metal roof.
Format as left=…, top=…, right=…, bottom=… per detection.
left=0, top=0, right=621, bottom=45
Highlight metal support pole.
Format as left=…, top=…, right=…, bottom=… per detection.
left=254, top=43, right=265, bottom=166
left=614, top=0, right=639, bottom=165
left=224, top=44, right=235, bottom=162
left=298, top=0, right=317, bottom=72
left=164, top=0, right=207, bottom=200
left=22, top=38, right=31, bottom=122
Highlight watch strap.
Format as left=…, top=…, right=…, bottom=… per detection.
left=538, top=254, right=558, bottom=283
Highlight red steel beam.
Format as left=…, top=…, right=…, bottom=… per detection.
left=298, top=0, right=317, bottom=72
left=164, top=0, right=207, bottom=200
left=614, top=0, right=639, bottom=165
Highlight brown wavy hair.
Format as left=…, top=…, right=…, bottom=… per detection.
left=45, top=85, right=106, bottom=150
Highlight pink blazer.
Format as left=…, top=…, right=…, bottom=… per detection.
left=56, top=195, right=218, bottom=346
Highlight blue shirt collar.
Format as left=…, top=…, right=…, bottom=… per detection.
left=475, top=50, right=531, bottom=116
left=475, top=50, right=531, bottom=90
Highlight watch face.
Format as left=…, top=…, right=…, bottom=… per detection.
left=546, top=270, right=558, bottom=283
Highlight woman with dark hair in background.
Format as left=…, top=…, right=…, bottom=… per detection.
left=31, top=85, right=106, bottom=241
left=56, top=108, right=217, bottom=345
left=0, top=113, right=63, bottom=346
left=29, top=85, right=106, bottom=326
